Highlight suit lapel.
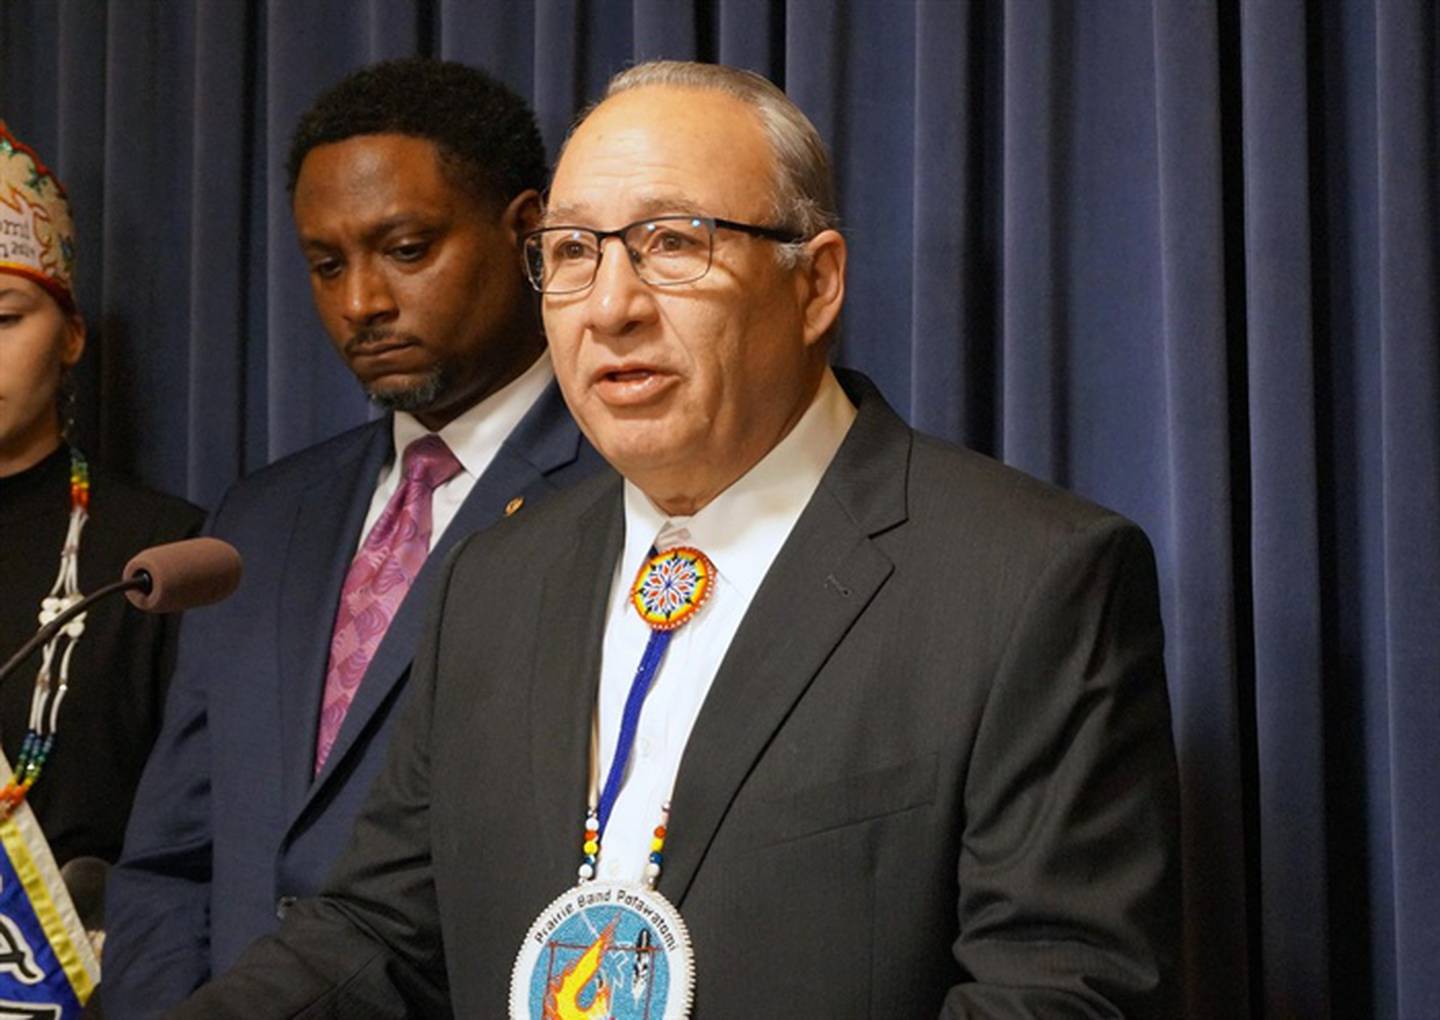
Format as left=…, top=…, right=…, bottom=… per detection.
left=527, top=478, right=625, bottom=882
left=661, top=375, right=912, bottom=905
left=276, top=421, right=392, bottom=818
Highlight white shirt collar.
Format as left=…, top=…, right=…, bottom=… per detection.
left=389, top=350, right=554, bottom=475
left=618, top=368, right=857, bottom=603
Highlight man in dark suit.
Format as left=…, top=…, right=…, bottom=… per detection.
left=101, top=59, right=598, bottom=1016
left=170, top=60, right=1181, bottom=1017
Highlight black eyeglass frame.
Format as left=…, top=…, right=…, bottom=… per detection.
left=521, top=215, right=807, bottom=295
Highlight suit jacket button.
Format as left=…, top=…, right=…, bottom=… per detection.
left=276, top=895, right=297, bottom=920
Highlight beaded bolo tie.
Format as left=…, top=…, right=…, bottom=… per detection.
left=579, top=545, right=716, bottom=888
left=0, top=449, right=90, bottom=818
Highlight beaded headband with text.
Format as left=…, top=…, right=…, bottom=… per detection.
left=0, top=121, right=77, bottom=307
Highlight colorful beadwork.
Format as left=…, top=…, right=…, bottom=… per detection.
left=582, top=801, right=671, bottom=890
left=510, top=877, right=696, bottom=1019
left=579, top=809, right=601, bottom=881
left=0, top=121, right=79, bottom=304
left=630, top=547, right=715, bottom=630
left=70, top=451, right=90, bottom=509
left=0, top=449, right=89, bottom=820
left=643, top=805, right=671, bottom=884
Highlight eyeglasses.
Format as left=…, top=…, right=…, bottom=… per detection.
left=522, top=215, right=806, bottom=295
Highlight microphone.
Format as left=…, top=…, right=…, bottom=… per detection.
left=123, top=537, right=242, bottom=613
left=59, top=855, right=108, bottom=933
left=0, top=538, right=242, bottom=686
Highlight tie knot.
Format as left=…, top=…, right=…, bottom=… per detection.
left=653, top=522, right=691, bottom=552
left=401, top=434, right=462, bottom=489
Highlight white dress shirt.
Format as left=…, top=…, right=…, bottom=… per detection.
left=594, top=368, right=858, bottom=882
left=355, top=352, right=554, bottom=555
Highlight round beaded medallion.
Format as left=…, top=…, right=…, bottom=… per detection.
left=510, top=881, right=694, bottom=1019
left=629, top=547, right=715, bottom=631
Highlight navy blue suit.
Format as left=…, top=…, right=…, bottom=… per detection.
left=102, top=382, right=600, bottom=1017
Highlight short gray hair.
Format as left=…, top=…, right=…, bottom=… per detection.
left=595, top=60, right=839, bottom=267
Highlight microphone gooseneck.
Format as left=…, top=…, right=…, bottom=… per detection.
left=0, top=576, right=150, bottom=688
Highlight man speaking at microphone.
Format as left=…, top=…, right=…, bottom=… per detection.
left=102, top=58, right=598, bottom=1015
left=170, top=61, right=1180, bottom=1017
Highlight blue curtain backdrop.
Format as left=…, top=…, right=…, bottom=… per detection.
left=2, top=2, right=1436, bottom=1016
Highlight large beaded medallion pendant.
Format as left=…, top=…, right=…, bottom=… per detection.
left=509, top=881, right=694, bottom=1019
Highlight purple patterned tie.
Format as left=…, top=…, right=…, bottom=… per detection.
left=314, top=434, right=462, bottom=774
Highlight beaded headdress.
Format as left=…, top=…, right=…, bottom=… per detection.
left=0, top=121, right=77, bottom=308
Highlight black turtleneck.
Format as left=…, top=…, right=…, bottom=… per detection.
left=0, top=444, right=205, bottom=865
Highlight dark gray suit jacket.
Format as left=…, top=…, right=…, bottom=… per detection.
left=172, top=372, right=1182, bottom=1018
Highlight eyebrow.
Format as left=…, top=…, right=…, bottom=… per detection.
left=541, top=194, right=707, bottom=228
left=299, top=214, right=440, bottom=251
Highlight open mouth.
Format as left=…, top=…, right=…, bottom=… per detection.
left=593, top=365, right=676, bottom=405
left=603, top=367, right=656, bottom=383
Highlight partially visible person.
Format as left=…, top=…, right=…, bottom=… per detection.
left=0, top=120, right=205, bottom=866
left=103, top=58, right=601, bottom=1018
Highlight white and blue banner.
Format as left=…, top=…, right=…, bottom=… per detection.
left=0, top=756, right=98, bottom=1019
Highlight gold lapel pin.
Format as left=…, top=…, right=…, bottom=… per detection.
left=504, top=496, right=525, bottom=517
